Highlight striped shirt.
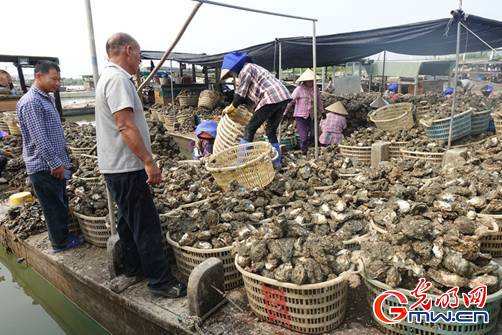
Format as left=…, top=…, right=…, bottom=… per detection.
left=16, top=86, right=71, bottom=174
left=235, top=63, right=291, bottom=111
left=286, top=84, right=324, bottom=119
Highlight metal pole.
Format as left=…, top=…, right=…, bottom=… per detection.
left=381, top=51, right=386, bottom=95
left=447, top=17, right=462, bottom=148
left=137, top=2, right=202, bottom=92
left=278, top=41, right=282, bottom=80
left=84, top=0, right=99, bottom=87
left=312, top=21, right=319, bottom=159
left=170, top=60, right=175, bottom=104
left=192, top=0, right=316, bottom=21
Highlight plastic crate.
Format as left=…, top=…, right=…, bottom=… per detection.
left=236, top=258, right=351, bottom=334
left=422, top=109, right=472, bottom=142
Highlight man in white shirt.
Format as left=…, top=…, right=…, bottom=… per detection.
left=95, top=32, right=185, bottom=298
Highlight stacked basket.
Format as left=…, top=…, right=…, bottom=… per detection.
left=213, top=105, right=255, bottom=154
left=338, top=145, right=371, bottom=164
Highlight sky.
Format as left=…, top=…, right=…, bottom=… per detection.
left=2, top=0, right=502, bottom=78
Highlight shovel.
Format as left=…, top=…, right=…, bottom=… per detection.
left=105, top=184, right=123, bottom=279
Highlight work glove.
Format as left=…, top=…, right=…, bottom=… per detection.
left=321, top=113, right=327, bottom=120
left=223, top=104, right=236, bottom=115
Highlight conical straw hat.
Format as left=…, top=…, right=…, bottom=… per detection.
left=295, top=69, right=316, bottom=83
left=325, top=101, right=348, bottom=116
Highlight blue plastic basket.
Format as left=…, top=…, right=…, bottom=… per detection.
left=422, top=109, right=472, bottom=142
left=471, top=110, right=491, bottom=136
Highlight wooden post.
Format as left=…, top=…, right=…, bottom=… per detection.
left=203, top=66, right=209, bottom=86
left=54, top=90, right=63, bottom=118
left=192, top=64, right=196, bottom=83
left=414, top=75, right=419, bottom=95
left=180, top=63, right=184, bottom=77
left=16, top=65, right=27, bottom=93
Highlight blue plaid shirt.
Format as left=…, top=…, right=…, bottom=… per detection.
left=16, top=86, right=71, bottom=175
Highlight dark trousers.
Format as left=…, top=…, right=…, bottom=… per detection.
left=29, top=171, right=70, bottom=249
left=295, top=117, right=314, bottom=153
left=0, top=155, right=7, bottom=176
left=104, top=169, right=175, bottom=288
left=243, top=100, right=290, bottom=143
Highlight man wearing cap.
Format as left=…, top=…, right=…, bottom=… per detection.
left=319, top=102, right=347, bottom=146
left=221, top=52, right=291, bottom=169
left=285, top=69, right=324, bottom=155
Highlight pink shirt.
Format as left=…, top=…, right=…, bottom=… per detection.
left=319, top=112, right=346, bottom=145
left=286, top=85, right=324, bottom=119
left=235, top=63, right=291, bottom=111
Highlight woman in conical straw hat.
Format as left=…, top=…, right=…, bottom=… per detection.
left=319, top=101, right=347, bottom=145
left=284, top=69, right=324, bottom=155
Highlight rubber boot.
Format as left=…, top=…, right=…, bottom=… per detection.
left=271, top=143, right=282, bottom=170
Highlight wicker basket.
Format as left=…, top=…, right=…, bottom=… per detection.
left=478, top=213, right=502, bottom=257
left=369, top=103, right=415, bottom=132
left=389, top=141, right=409, bottom=159
left=338, top=144, right=371, bottom=164
left=400, top=148, right=444, bottom=164
left=471, top=110, right=491, bottom=136
left=421, top=109, right=472, bottom=142
left=214, top=106, right=256, bottom=154
left=0, top=119, right=9, bottom=132
left=72, top=211, right=111, bottom=248
left=69, top=146, right=93, bottom=157
left=493, top=115, right=502, bottom=136
left=198, top=90, right=220, bottom=110
left=166, top=233, right=242, bottom=291
left=7, top=121, right=21, bottom=136
left=206, top=141, right=277, bottom=191
left=415, top=102, right=431, bottom=120
left=363, top=263, right=502, bottom=335
left=236, top=258, right=351, bottom=334
left=177, top=94, right=199, bottom=108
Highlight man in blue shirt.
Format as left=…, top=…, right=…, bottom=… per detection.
left=16, top=61, right=82, bottom=252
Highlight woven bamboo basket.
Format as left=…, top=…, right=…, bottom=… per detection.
left=69, top=146, right=93, bottom=157
left=166, top=233, right=242, bottom=290
left=0, top=119, right=9, bottom=132
left=338, top=144, right=371, bottom=164
left=177, top=94, right=199, bottom=108
left=236, top=258, right=354, bottom=334
left=415, top=101, right=431, bottom=120
left=369, top=103, right=415, bottom=132
left=362, top=261, right=502, bottom=335
left=198, top=90, right=220, bottom=110
left=492, top=114, right=502, bottom=136
left=389, top=141, right=409, bottom=159
left=206, top=141, right=277, bottom=191
left=213, top=105, right=259, bottom=154
left=400, top=148, right=444, bottom=164
left=7, top=121, right=21, bottom=136
left=72, top=211, right=111, bottom=248
left=73, top=176, right=102, bottom=186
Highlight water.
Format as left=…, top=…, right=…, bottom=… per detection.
left=0, top=245, right=109, bottom=335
